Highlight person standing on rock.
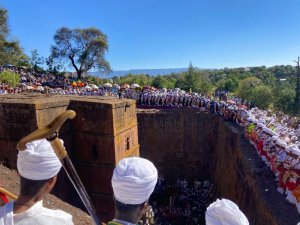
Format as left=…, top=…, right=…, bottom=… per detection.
left=0, top=139, right=74, bottom=225
left=108, top=157, right=158, bottom=225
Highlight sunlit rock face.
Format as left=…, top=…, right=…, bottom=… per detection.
left=137, top=108, right=300, bottom=225
left=0, top=94, right=139, bottom=223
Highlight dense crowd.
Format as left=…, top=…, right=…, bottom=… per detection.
left=150, top=177, right=214, bottom=225
left=243, top=109, right=300, bottom=212
left=125, top=88, right=300, bottom=212
left=0, top=65, right=112, bottom=96
left=124, top=88, right=300, bottom=214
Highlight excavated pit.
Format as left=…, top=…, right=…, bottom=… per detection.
left=137, top=108, right=300, bottom=225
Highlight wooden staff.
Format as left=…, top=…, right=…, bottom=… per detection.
left=0, top=187, right=17, bottom=200
left=17, top=110, right=101, bottom=225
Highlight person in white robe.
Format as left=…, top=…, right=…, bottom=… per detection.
left=0, top=139, right=73, bottom=225
left=108, top=157, right=158, bottom=225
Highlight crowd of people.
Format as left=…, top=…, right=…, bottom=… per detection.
left=124, top=87, right=300, bottom=214
left=244, top=109, right=300, bottom=212
left=0, top=65, right=112, bottom=96
left=1, top=65, right=300, bottom=219
left=150, top=177, right=214, bottom=225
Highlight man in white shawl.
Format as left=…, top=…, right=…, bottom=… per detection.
left=108, top=157, right=158, bottom=225
left=0, top=139, right=73, bottom=225
left=206, top=199, right=249, bottom=225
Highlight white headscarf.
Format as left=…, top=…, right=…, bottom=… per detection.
left=206, top=199, right=249, bottom=225
left=112, top=157, right=158, bottom=205
left=17, top=139, right=62, bottom=180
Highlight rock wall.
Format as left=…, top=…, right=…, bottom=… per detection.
left=0, top=94, right=139, bottom=223
left=0, top=95, right=69, bottom=168
left=137, top=108, right=217, bottom=181
left=137, top=108, right=300, bottom=225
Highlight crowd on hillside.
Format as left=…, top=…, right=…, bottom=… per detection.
left=1, top=65, right=300, bottom=215
left=150, top=177, right=214, bottom=225
left=0, top=65, right=108, bottom=95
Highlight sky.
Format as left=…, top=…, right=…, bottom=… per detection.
left=1, top=0, right=300, bottom=70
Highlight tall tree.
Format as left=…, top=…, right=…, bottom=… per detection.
left=50, top=27, right=110, bottom=79
left=0, top=7, right=8, bottom=40
left=0, top=7, right=29, bottom=67
left=0, top=40, right=28, bottom=66
left=183, top=63, right=200, bottom=91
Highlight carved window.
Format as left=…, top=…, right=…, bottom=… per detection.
left=126, top=137, right=130, bottom=151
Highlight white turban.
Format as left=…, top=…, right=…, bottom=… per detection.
left=206, top=199, right=249, bottom=225
left=112, top=157, right=158, bottom=205
left=17, top=139, right=62, bottom=180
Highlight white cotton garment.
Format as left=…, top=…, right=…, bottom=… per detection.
left=13, top=200, right=73, bottom=225
left=0, top=201, right=14, bottom=225
left=205, top=199, right=249, bottom=225
left=17, top=139, right=62, bottom=180
left=112, top=157, right=158, bottom=205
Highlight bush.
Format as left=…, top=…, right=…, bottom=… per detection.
left=238, top=77, right=262, bottom=100
left=274, top=87, right=295, bottom=114
left=0, top=70, right=20, bottom=87
left=251, top=85, right=273, bottom=109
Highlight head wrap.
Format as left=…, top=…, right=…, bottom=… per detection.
left=17, top=139, right=62, bottom=180
left=206, top=199, right=249, bottom=225
left=272, top=136, right=279, bottom=141
left=112, top=157, right=158, bottom=205
left=257, top=123, right=263, bottom=128
left=247, top=117, right=253, bottom=122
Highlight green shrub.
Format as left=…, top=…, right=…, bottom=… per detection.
left=0, top=70, right=20, bottom=87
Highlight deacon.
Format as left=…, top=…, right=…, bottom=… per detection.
left=109, top=157, right=158, bottom=225
left=205, top=198, right=249, bottom=225
left=0, top=139, right=74, bottom=225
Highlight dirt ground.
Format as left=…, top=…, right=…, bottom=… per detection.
left=0, top=164, right=93, bottom=225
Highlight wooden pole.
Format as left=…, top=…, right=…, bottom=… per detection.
left=0, top=187, right=17, bottom=200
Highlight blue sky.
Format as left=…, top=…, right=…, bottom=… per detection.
left=1, top=0, right=300, bottom=70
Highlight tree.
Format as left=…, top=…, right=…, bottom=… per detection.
left=238, top=77, right=273, bottom=109
left=30, top=49, right=44, bottom=71
left=0, top=7, right=8, bottom=40
left=0, top=70, right=20, bottom=87
left=50, top=27, right=110, bottom=79
left=0, top=7, right=29, bottom=67
left=224, top=78, right=239, bottom=92
left=182, top=63, right=201, bottom=92
left=45, top=56, right=63, bottom=75
left=216, top=77, right=239, bottom=92
left=0, top=40, right=29, bottom=66
left=152, top=75, right=173, bottom=89
left=238, top=77, right=262, bottom=100
left=274, top=86, right=295, bottom=114
left=251, top=85, right=273, bottom=109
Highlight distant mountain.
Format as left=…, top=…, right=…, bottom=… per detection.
left=89, top=68, right=188, bottom=78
